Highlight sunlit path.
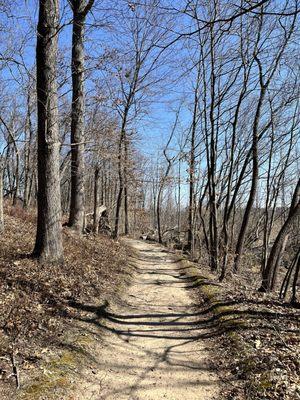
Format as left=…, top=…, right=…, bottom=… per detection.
left=75, top=239, right=220, bottom=400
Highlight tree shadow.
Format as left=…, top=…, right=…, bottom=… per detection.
left=4, top=239, right=299, bottom=398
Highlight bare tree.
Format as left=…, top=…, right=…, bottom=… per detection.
left=0, top=157, right=4, bottom=233
left=233, top=9, right=297, bottom=272
left=157, top=112, right=179, bottom=244
left=260, top=177, right=300, bottom=292
left=33, top=0, right=63, bottom=263
left=109, top=0, right=170, bottom=238
left=68, top=0, right=94, bottom=232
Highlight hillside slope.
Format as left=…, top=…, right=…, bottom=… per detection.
left=0, top=205, right=128, bottom=399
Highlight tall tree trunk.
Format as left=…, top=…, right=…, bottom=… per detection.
left=113, top=131, right=124, bottom=238
left=233, top=11, right=296, bottom=271
left=33, top=0, right=63, bottom=264
left=68, top=0, right=92, bottom=232
left=0, top=117, right=20, bottom=206
left=0, top=159, right=4, bottom=233
left=220, top=64, right=249, bottom=280
left=233, top=83, right=266, bottom=272
left=177, top=158, right=181, bottom=232
left=156, top=112, right=178, bottom=244
left=187, top=64, right=200, bottom=252
left=93, top=166, right=100, bottom=234
left=124, top=135, right=129, bottom=235
left=157, top=184, right=163, bottom=244
left=23, top=93, right=34, bottom=209
left=198, top=182, right=210, bottom=254
left=114, top=105, right=129, bottom=238
left=207, top=25, right=219, bottom=272
left=12, top=126, right=20, bottom=207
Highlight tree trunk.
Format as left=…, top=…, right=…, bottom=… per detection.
left=93, top=166, right=100, bottom=234
left=0, top=117, right=20, bottom=206
left=206, top=24, right=219, bottom=272
left=68, top=1, right=89, bottom=233
left=291, top=249, right=300, bottom=305
left=23, top=93, right=34, bottom=209
left=0, top=160, right=4, bottom=233
left=124, top=135, right=129, bottom=235
left=12, top=127, right=20, bottom=207
left=177, top=159, right=181, bottom=232
left=33, top=0, right=63, bottom=264
left=259, top=178, right=300, bottom=292
left=187, top=72, right=199, bottom=252
left=113, top=131, right=124, bottom=238
left=157, top=185, right=163, bottom=244
left=220, top=66, right=249, bottom=280
left=233, top=84, right=266, bottom=272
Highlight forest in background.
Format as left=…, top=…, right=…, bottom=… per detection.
left=0, top=0, right=299, bottom=300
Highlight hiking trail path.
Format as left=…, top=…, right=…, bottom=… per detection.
left=75, top=239, right=221, bottom=400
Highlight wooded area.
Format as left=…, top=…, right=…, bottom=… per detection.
left=1, top=0, right=299, bottom=299
left=0, top=1, right=299, bottom=399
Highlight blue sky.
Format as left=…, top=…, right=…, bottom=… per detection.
left=2, top=1, right=193, bottom=151
left=1, top=0, right=298, bottom=208
left=0, top=0, right=195, bottom=205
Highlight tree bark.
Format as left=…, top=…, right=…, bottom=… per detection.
left=0, top=159, right=4, bottom=233
left=124, top=135, right=129, bottom=235
left=113, top=129, right=125, bottom=238
left=93, top=166, right=100, bottom=234
left=0, top=117, right=20, bottom=206
left=68, top=0, right=94, bottom=232
left=187, top=63, right=200, bottom=252
left=33, top=0, right=63, bottom=264
left=23, top=93, right=34, bottom=209
left=203, top=22, right=219, bottom=272
left=259, top=178, right=300, bottom=292
left=291, top=249, right=300, bottom=305
left=233, top=82, right=266, bottom=272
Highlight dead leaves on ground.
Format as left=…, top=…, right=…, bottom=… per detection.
left=0, top=206, right=128, bottom=394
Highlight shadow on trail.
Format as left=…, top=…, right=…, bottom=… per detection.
left=52, top=242, right=299, bottom=399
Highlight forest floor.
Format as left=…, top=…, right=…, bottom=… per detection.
left=180, top=252, right=300, bottom=400
left=0, top=205, right=129, bottom=400
left=0, top=206, right=299, bottom=400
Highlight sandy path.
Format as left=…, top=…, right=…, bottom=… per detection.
left=75, top=239, right=220, bottom=400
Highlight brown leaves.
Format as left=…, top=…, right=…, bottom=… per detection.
left=0, top=206, right=129, bottom=393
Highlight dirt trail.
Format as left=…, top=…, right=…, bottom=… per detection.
left=75, top=239, right=220, bottom=400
